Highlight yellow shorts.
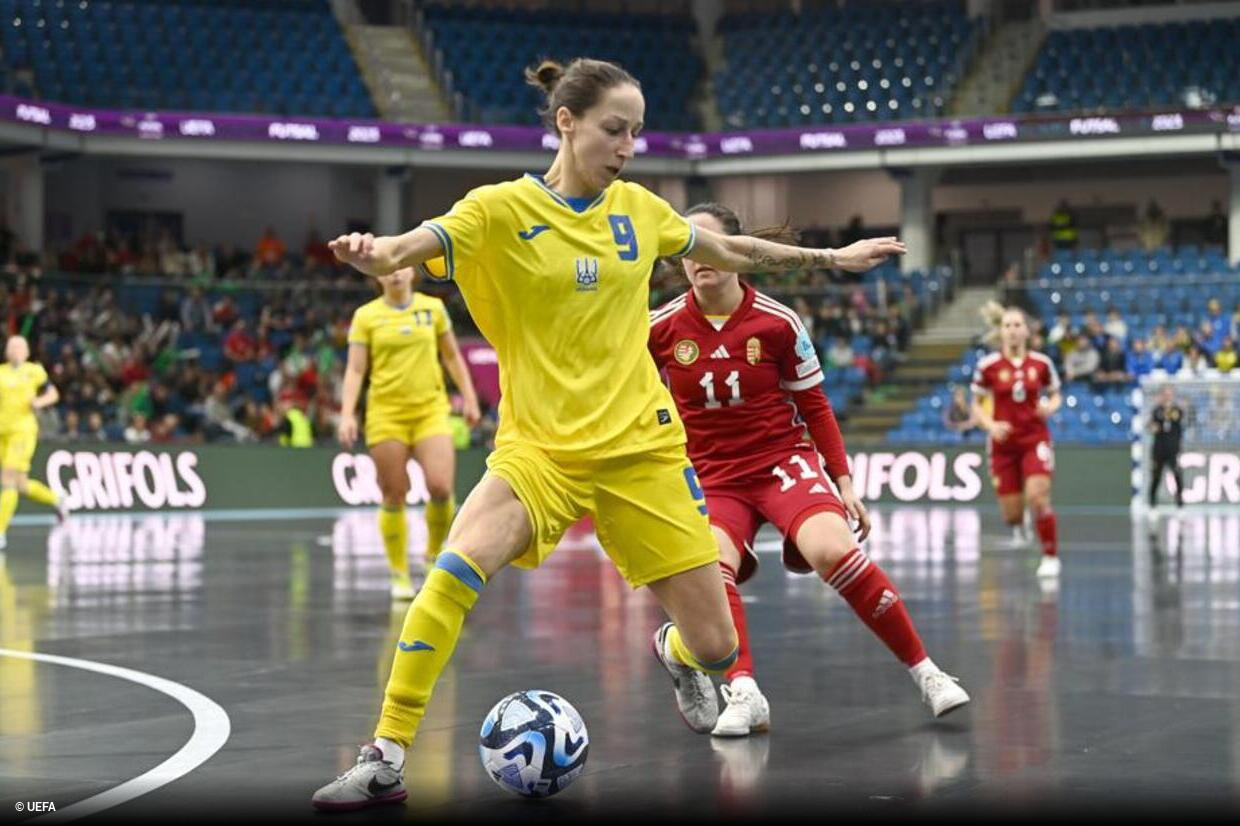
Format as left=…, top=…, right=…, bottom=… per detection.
left=0, top=428, right=37, bottom=473
left=365, top=402, right=452, bottom=449
left=486, top=442, right=719, bottom=588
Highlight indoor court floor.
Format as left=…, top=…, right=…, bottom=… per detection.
left=2, top=505, right=1240, bottom=822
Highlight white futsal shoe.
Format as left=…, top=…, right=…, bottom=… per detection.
left=912, top=663, right=971, bottom=718
left=652, top=622, right=719, bottom=733
left=390, top=572, right=416, bottom=601
left=711, top=677, right=771, bottom=737
left=1005, top=524, right=1029, bottom=548
left=1036, top=555, right=1062, bottom=579
left=311, top=744, right=407, bottom=811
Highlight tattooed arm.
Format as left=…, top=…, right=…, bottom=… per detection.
left=687, top=225, right=907, bottom=275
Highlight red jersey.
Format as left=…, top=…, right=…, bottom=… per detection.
left=970, top=350, right=1059, bottom=448
left=649, top=285, right=847, bottom=487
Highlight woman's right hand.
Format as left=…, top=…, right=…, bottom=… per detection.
left=989, top=420, right=1013, bottom=443
left=329, top=233, right=389, bottom=277
left=337, top=414, right=358, bottom=449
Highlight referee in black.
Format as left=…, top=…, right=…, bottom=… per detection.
left=1148, top=385, right=1186, bottom=508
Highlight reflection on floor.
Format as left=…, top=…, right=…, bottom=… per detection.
left=1, top=506, right=1239, bottom=819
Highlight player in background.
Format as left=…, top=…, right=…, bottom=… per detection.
left=313, top=57, right=906, bottom=810
left=338, top=266, right=481, bottom=600
left=1147, top=385, right=1185, bottom=510
left=650, top=203, right=970, bottom=737
left=970, top=303, right=1063, bottom=578
left=0, top=335, right=69, bottom=550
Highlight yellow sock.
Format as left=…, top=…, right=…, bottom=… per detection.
left=0, top=489, right=18, bottom=535
left=424, top=496, right=456, bottom=562
left=22, top=480, right=58, bottom=507
left=377, top=505, right=409, bottom=578
left=665, top=624, right=738, bottom=675
left=375, top=549, right=486, bottom=746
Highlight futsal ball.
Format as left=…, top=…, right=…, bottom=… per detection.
left=478, top=690, right=589, bottom=798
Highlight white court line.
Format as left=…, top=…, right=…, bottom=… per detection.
left=0, top=648, right=231, bottom=822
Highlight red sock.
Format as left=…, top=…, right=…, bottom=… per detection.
left=824, top=549, right=927, bottom=667
left=720, top=563, right=754, bottom=682
left=1035, top=508, right=1058, bottom=557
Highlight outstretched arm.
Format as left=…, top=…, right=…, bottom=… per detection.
left=688, top=225, right=907, bottom=275
left=328, top=227, right=444, bottom=277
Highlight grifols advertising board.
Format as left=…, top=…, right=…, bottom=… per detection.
left=28, top=444, right=1152, bottom=514
left=46, top=449, right=208, bottom=510
left=32, top=444, right=490, bottom=513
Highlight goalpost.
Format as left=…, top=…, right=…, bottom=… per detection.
left=1131, top=373, right=1240, bottom=510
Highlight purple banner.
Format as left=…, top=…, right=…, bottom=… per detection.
left=459, top=339, right=500, bottom=410
left=5, top=94, right=1236, bottom=159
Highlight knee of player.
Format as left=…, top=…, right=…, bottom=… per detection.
left=694, top=635, right=739, bottom=672
left=1028, top=492, right=1051, bottom=513
left=799, top=533, right=853, bottom=577
left=425, top=479, right=454, bottom=502
left=380, top=488, right=408, bottom=508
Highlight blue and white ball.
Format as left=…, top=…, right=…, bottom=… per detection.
left=479, top=690, right=589, bottom=798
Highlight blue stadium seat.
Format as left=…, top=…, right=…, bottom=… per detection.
left=421, top=3, right=700, bottom=130
left=1, top=0, right=374, bottom=118
left=1015, top=17, right=1240, bottom=114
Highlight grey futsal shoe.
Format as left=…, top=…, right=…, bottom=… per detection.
left=311, top=744, right=407, bottom=811
left=652, top=622, right=719, bottom=733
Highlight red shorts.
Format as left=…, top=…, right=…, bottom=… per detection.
left=989, top=437, right=1055, bottom=496
left=703, top=448, right=848, bottom=585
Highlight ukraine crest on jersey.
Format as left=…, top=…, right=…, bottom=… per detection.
left=419, top=174, right=696, bottom=457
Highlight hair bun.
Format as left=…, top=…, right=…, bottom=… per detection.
left=524, top=59, right=565, bottom=94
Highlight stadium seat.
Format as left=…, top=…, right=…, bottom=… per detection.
left=1014, top=17, right=1240, bottom=114
left=0, top=0, right=375, bottom=118
left=421, top=3, right=700, bottom=131
left=713, top=1, right=977, bottom=128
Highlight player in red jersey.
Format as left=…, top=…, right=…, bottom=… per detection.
left=649, top=203, right=970, bottom=736
left=970, top=303, right=1063, bottom=578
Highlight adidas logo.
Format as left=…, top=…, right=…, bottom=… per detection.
left=710, top=345, right=730, bottom=359
left=872, top=589, right=899, bottom=619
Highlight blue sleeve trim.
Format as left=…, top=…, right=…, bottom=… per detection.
left=420, top=222, right=455, bottom=281
left=672, top=221, right=696, bottom=258
left=435, top=551, right=485, bottom=593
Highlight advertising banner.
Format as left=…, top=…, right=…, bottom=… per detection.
left=5, top=94, right=1237, bottom=159
left=25, top=444, right=1147, bottom=515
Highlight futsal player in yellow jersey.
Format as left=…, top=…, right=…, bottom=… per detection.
left=312, top=58, right=904, bottom=810
left=339, top=267, right=481, bottom=600
left=0, top=336, right=69, bottom=550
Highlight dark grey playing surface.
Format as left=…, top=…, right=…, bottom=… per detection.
left=2, top=507, right=1239, bottom=821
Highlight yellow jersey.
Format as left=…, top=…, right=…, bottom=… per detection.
left=347, top=292, right=451, bottom=418
left=0, top=361, right=49, bottom=435
left=420, top=174, right=695, bottom=457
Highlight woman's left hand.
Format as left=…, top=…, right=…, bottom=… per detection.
left=838, top=485, right=872, bottom=542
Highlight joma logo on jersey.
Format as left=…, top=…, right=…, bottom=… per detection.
left=575, top=258, right=600, bottom=292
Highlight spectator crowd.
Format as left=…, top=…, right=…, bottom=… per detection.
left=0, top=272, right=491, bottom=448
left=1044, top=298, right=1239, bottom=388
